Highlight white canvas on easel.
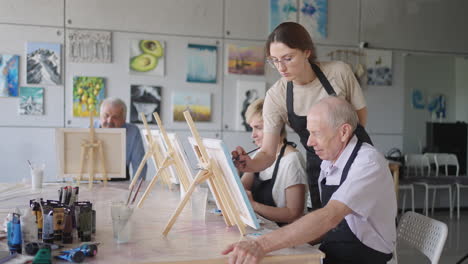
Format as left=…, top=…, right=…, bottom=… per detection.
left=141, top=129, right=180, bottom=185
left=55, top=128, right=126, bottom=180
left=161, top=110, right=259, bottom=236
left=188, top=137, right=260, bottom=230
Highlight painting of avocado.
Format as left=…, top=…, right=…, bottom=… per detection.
left=19, top=87, right=44, bottom=115
left=186, top=44, right=217, bottom=83
left=172, top=91, right=211, bottom=122
left=130, top=84, right=161, bottom=124
left=130, top=40, right=165, bottom=76
left=72, top=76, right=105, bottom=117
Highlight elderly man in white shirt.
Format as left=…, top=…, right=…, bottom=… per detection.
left=222, top=96, right=397, bottom=264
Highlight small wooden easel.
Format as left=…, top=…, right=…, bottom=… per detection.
left=162, top=110, right=246, bottom=236
left=129, top=113, right=174, bottom=197
left=129, top=112, right=193, bottom=208
left=76, top=114, right=108, bottom=188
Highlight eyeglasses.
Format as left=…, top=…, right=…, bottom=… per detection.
left=266, top=56, right=295, bottom=69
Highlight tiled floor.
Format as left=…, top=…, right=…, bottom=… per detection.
left=397, top=210, right=468, bottom=263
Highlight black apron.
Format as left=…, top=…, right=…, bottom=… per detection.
left=286, top=63, right=372, bottom=209
left=319, top=140, right=392, bottom=264
left=251, top=139, right=296, bottom=226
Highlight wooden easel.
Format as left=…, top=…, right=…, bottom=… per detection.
left=129, top=113, right=174, bottom=200
left=162, top=110, right=246, bottom=236
left=130, top=112, right=194, bottom=208
left=76, top=114, right=108, bottom=188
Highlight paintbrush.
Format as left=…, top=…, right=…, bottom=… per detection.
left=130, top=176, right=145, bottom=205
left=232, top=147, right=260, bottom=162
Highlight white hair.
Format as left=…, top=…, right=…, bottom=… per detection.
left=316, top=96, right=358, bottom=131
left=101, top=97, right=127, bottom=117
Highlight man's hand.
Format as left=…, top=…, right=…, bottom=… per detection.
left=231, top=146, right=252, bottom=172
left=222, top=240, right=266, bottom=264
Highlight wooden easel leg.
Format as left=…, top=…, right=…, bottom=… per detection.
left=77, top=145, right=87, bottom=185
left=213, top=164, right=246, bottom=235
left=162, top=170, right=211, bottom=236
left=97, top=141, right=108, bottom=185
left=129, top=150, right=152, bottom=190
left=88, top=145, right=96, bottom=189
left=136, top=157, right=172, bottom=208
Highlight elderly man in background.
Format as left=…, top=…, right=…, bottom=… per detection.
left=223, top=96, right=396, bottom=264
left=94, top=97, right=147, bottom=181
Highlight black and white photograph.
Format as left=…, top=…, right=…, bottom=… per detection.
left=236, top=80, right=266, bottom=131
left=130, top=84, right=162, bottom=124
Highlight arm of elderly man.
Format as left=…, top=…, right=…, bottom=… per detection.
left=223, top=150, right=394, bottom=264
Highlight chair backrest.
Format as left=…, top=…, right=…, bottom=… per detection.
left=397, top=212, right=448, bottom=264
left=424, top=153, right=439, bottom=176
left=435, top=153, right=460, bottom=176
left=405, top=154, right=431, bottom=177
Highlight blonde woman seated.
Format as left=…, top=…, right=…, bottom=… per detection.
left=241, top=99, right=308, bottom=226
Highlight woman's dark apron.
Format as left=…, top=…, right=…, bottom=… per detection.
left=251, top=139, right=296, bottom=226
left=286, top=63, right=372, bottom=209
left=319, top=140, right=392, bottom=264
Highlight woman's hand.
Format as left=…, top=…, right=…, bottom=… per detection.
left=231, top=146, right=252, bottom=172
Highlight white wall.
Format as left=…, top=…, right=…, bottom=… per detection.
left=1, top=0, right=468, bottom=183
left=403, top=54, right=455, bottom=154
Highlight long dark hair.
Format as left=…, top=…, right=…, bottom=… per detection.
left=265, top=22, right=317, bottom=64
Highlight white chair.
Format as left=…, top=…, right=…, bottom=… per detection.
left=405, top=154, right=431, bottom=177
left=411, top=154, right=453, bottom=218
left=439, top=154, right=465, bottom=219
left=396, top=211, right=448, bottom=264
left=424, top=153, right=439, bottom=176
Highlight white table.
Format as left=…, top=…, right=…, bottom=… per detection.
left=0, top=182, right=324, bottom=263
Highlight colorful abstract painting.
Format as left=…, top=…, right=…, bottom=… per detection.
left=366, top=49, right=393, bottom=86
left=299, top=0, right=328, bottom=39
left=130, top=40, right=165, bottom=76
left=0, top=54, right=19, bottom=97
left=173, top=92, right=211, bottom=122
left=186, top=44, right=217, bottom=83
left=26, top=42, right=61, bottom=85
left=227, top=44, right=265, bottom=76
left=19, top=87, right=44, bottom=115
left=72, top=76, right=105, bottom=117
left=236, top=81, right=266, bottom=131
left=130, top=85, right=162, bottom=124
left=67, top=30, right=112, bottom=63
left=270, top=0, right=298, bottom=32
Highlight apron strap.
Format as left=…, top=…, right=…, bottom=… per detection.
left=271, top=139, right=294, bottom=182
left=310, top=63, right=337, bottom=96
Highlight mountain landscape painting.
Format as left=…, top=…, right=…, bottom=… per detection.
left=27, top=42, right=61, bottom=85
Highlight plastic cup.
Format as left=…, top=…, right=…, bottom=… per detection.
left=191, top=187, right=208, bottom=221
left=30, top=163, right=45, bottom=190
left=110, top=201, right=133, bottom=243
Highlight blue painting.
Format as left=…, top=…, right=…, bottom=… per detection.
left=299, top=0, right=327, bottom=39
left=186, top=44, right=217, bottom=83
left=269, top=0, right=298, bottom=32
left=0, top=54, right=19, bottom=97
left=19, top=87, right=44, bottom=115
left=411, top=90, right=425, bottom=109
left=427, top=95, right=446, bottom=119
left=366, top=49, right=392, bottom=86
